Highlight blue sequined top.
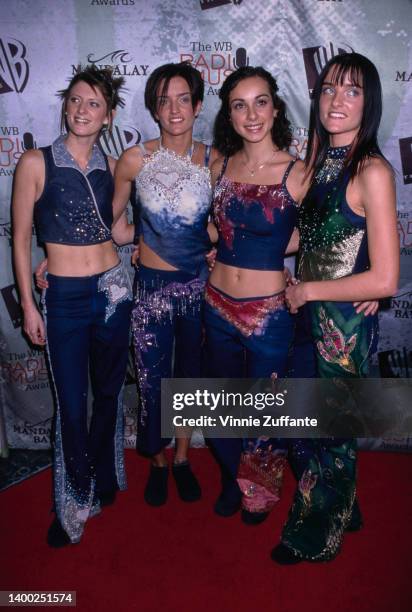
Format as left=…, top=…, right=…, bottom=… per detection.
left=135, top=145, right=212, bottom=278
left=298, top=146, right=370, bottom=282
left=213, top=158, right=298, bottom=271
left=34, top=136, right=113, bottom=245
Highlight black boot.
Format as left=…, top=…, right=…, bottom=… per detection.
left=47, top=517, right=71, bottom=548
left=214, top=475, right=242, bottom=517
left=172, top=461, right=201, bottom=502
left=144, top=465, right=169, bottom=506
left=270, top=543, right=302, bottom=565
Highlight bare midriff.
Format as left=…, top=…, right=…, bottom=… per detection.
left=46, top=240, right=119, bottom=276
left=209, top=261, right=285, bottom=298
left=139, top=238, right=178, bottom=271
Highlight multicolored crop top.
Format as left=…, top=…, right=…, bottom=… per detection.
left=298, top=145, right=369, bottom=282
left=212, top=158, right=298, bottom=271
left=34, top=136, right=113, bottom=245
left=135, top=144, right=212, bottom=278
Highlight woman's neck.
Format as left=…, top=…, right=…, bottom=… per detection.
left=241, top=138, right=277, bottom=163
left=160, top=131, right=194, bottom=156
left=64, top=133, right=97, bottom=168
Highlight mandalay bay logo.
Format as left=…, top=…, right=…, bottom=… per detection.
left=72, top=50, right=149, bottom=77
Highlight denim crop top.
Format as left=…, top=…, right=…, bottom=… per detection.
left=213, top=158, right=298, bottom=271
left=34, top=136, right=113, bottom=245
left=135, top=144, right=212, bottom=278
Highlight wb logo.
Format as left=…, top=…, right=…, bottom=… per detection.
left=99, top=125, right=141, bottom=159
left=399, top=137, right=412, bottom=185
left=302, top=42, right=353, bottom=97
left=0, top=37, right=29, bottom=95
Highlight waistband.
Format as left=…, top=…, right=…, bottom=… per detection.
left=205, top=282, right=286, bottom=337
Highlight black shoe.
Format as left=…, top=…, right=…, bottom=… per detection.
left=214, top=481, right=242, bottom=517
left=172, top=461, right=201, bottom=502
left=241, top=509, right=269, bottom=525
left=270, top=543, right=302, bottom=565
left=144, top=465, right=168, bottom=506
left=346, top=498, right=363, bottom=532
left=99, top=490, right=117, bottom=507
left=47, top=517, right=71, bottom=548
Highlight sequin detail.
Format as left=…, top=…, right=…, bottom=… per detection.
left=316, top=307, right=358, bottom=374
left=205, top=283, right=286, bottom=337
left=137, top=147, right=211, bottom=221
left=41, top=297, right=94, bottom=544
left=237, top=443, right=286, bottom=513
left=132, top=277, right=205, bottom=426
left=299, top=147, right=368, bottom=283
left=314, top=145, right=351, bottom=184
left=98, top=263, right=133, bottom=322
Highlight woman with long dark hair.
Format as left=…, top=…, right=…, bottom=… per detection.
left=205, top=66, right=308, bottom=520
left=13, top=66, right=132, bottom=547
left=112, top=62, right=218, bottom=507
left=272, top=52, right=399, bottom=564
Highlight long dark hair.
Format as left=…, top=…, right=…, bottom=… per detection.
left=306, top=52, right=385, bottom=181
left=58, top=64, right=125, bottom=133
left=144, top=62, right=204, bottom=123
left=213, top=66, right=292, bottom=156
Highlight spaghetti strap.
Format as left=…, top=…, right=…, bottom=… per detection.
left=204, top=144, right=211, bottom=167
left=215, top=157, right=229, bottom=186
left=281, top=159, right=297, bottom=185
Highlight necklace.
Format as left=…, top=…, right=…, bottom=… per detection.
left=241, top=149, right=278, bottom=177
left=159, top=138, right=194, bottom=160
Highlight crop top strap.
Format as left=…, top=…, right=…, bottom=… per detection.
left=204, top=144, right=211, bottom=167
left=215, top=156, right=229, bottom=187
left=281, top=159, right=297, bottom=186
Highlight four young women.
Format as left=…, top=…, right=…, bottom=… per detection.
left=13, top=52, right=398, bottom=562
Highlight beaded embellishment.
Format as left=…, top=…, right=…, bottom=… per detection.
left=315, top=145, right=351, bottom=184
left=98, top=263, right=133, bottom=322
left=136, top=147, right=211, bottom=220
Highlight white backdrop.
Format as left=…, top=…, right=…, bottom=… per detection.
left=1, top=0, right=411, bottom=454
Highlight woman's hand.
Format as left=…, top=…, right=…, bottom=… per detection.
left=23, top=305, right=46, bottom=346
left=131, top=245, right=140, bottom=266
left=35, top=258, right=49, bottom=289
left=206, top=247, right=217, bottom=272
left=353, top=300, right=379, bottom=316
left=285, top=281, right=307, bottom=314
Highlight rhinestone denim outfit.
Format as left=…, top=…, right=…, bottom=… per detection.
left=132, top=145, right=212, bottom=456
left=35, top=136, right=113, bottom=245
left=282, top=146, right=378, bottom=562
left=36, top=138, right=132, bottom=543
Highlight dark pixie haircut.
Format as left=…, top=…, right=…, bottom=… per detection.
left=58, top=64, right=125, bottom=133
left=306, top=52, right=385, bottom=181
left=213, top=66, right=292, bottom=156
left=144, top=62, right=204, bottom=122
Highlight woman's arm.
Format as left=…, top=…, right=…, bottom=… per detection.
left=111, top=146, right=143, bottom=245
left=12, top=151, right=46, bottom=345
left=286, top=159, right=399, bottom=312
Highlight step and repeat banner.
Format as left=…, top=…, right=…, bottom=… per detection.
left=0, top=0, right=411, bottom=454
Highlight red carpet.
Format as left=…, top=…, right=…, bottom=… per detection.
left=1, top=449, right=411, bottom=612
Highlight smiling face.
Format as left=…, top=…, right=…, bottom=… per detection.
left=228, top=76, right=278, bottom=145
left=64, top=80, right=110, bottom=138
left=155, top=75, right=201, bottom=138
left=319, top=68, right=364, bottom=147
